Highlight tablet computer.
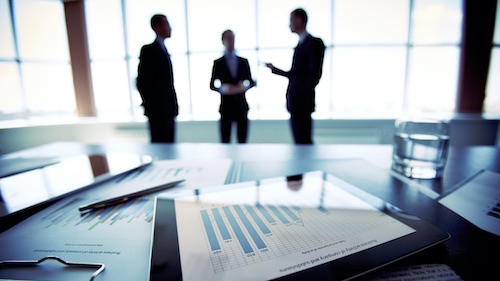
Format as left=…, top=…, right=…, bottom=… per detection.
left=150, top=171, right=450, bottom=281
left=0, top=152, right=153, bottom=217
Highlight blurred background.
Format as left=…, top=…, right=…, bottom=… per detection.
left=0, top=0, right=499, bottom=152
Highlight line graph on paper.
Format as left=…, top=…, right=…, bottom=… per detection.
left=40, top=197, right=154, bottom=231
left=198, top=202, right=393, bottom=273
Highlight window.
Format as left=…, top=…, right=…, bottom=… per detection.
left=0, top=0, right=75, bottom=119
left=333, top=0, right=409, bottom=45
left=406, top=47, right=460, bottom=113
left=0, top=0, right=22, bottom=117
left=1, top=0, right=467, bottom=122
left=330, top=47, right=406, bottom=116
left=0, top=0, right=16, bottom=58
left=406, top=0, right=462, bottom=114
left=411, top=0, right=462, bottom=44
left=331, top=0, right=408, bottom=117
left=85, top=0, right=130, bottom=118
left=484, top=0, right=500, bottom=114
left=188, top=0, right=256, bottom=52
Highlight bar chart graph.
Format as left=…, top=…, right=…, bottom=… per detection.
left=40, top=197, right=155, bottom=230
left=200, top=203, right=302, bottom=267
left=197, top=202, right=396, bottom=273
left=177, top=175, right=417, bottom=281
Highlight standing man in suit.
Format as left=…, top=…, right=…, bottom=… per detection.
left=210, top=30, right=255, bottom=143
left=266, top=8, right=325, bottom=144
left=137, top=14, right=179, bottom=143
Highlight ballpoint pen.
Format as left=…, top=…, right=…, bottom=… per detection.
left=78, top=179, right=185, bottom=212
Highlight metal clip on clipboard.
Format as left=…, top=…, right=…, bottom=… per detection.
left=0, top=256, right=105, bottom=281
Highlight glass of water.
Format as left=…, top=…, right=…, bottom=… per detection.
left=391, top=117, right=450, bottom=179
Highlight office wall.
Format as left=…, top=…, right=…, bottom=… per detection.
left=0, top=118, right=498, bottom=154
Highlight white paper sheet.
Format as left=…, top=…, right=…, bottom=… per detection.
left=0, top=159, right=234, bottom=280
left=82, top=158, right=234, bottom=199
left=438, top=170, right=500, bottom=236
left=175, top=175, right=415, bottom=281
left=0, top=196, right=154, bottom=281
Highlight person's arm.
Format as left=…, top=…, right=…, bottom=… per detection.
left=265, top=63, right=289, bottom=77
left=211, top=59, right=255, bottom=96
left=137, top=46, right=153, bottom=103
left=209, top=63, right=238, bottom=95
left=304, top=38, right=326, bottom=90
left=209, top=61, right=224, bottom=94
left=242, top=59, right=256, bottom=91
left=221, top=84, right=240, bottom=95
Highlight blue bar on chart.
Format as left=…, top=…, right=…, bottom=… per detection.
left=318, top=206, right=329, bottom=214
left=200, top=210, right=221, bottom=251
left=256, top=203, right=276, bottom=224
left=244, top=205, right=271, bottom=235
left=233, top=206, right=267, bottom=249
left=267, top=205, right=291, bottom=224
left=222, top=206, right=253, bottom=254
left=212, top=208, right=231, bottom=240
left=280, top=205, right=301, bottom=222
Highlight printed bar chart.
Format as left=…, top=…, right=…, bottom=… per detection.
left=201, top=210, right=220, bottom=251
left=222, top=206, right=253, bottom=254
left=267, top=205, right=291, bottom=224
left=199, top=203, right=305, bottom=260
left=280, top=206, right=301, bottom=222
left=194, top=201, right=407, bottom=274
left=256, top=203, right=276, bottom=224
left=233, top=205, right=266, bottom=250
left=244, top=205, right=271, bottom=235
left=177, top=176, right=418, bottom=281
left=212, top=208, right=231, bottom=240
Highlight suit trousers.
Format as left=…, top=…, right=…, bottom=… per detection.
left=290, top=111, right=313, bottom=144
left=148, top=116, right=176, bottom=143
left=220, top=111, right=248, bottom=143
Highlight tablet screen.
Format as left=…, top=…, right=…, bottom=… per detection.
left=151, top=171, right=450, bottom=281
left=0, top=152, right=153, bottom=217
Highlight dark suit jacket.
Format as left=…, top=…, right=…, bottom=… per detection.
left=210, top=55, right=255, bottom=114
left=273, top=34, right=325, bottom=114
left=137, top=40, right=179, bottom=118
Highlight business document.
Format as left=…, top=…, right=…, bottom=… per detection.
left=0, top=158, right=234, bottom=280
left=175, top=175, right=416, bottom=281
left=0, top=195, right=154, bottom=281
left=439, top=170, right=500, bottom=236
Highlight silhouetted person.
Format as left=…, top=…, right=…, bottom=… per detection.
left=137, top=14, right=179, bottom=143
left=266, top=8, right=325, bottom=144
left=210, top=30, right=255, bottom=143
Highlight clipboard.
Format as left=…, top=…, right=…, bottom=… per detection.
left=0, top=256, right=105, bottom=281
